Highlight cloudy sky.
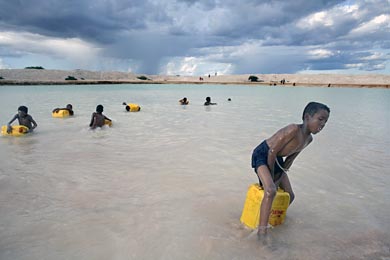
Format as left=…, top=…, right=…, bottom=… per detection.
left=0, top=0, right=389, bottom=75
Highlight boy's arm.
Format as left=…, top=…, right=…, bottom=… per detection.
left=29, top=116, right=38, bottom=131
left=7, top=115, right=18, bottom=133
left=89, top=113, right=95, bottom=127
left=7, top=114, right=18, bottom=126
left=104, top=115, right=111, bottom=121
left=283, top=152, right=300, bottom=170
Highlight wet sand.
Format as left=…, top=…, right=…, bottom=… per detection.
left=0, top=69, right=389, bottom=88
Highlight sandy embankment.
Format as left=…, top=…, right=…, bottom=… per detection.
left=0, top=69, right=389, bottom=88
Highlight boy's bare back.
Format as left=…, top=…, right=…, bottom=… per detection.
left=91, top=113, right=106, bottom=128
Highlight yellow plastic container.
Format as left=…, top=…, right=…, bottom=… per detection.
left=52, top=109, right=70, bottom=118
left=104, top=119, right=112, bottom=127
left=240, top=183, right=290, bottom=229
left=1, top=125, right=29, bottom=136
left=125, top=103, right=141, bottom=112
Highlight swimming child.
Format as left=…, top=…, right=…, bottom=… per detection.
left=204, top=97, right=217, bottom=106
left=52, top=104, right=74, bottom=115
left=89, top=104, right=111, bottom=129
left=7, top=106, right=38, bottom=133
left=122, top=102, right=141, bottom=112
left=251, top=102, right=330, bottom=238
left=179, top=97, right=189, bottom=105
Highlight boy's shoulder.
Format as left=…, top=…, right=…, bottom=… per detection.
left=282, top=123, right=300, bottom=132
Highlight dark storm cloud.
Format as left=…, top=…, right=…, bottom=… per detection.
left=0, top=0, right=389, bottom=74
left=0, top=0, right=155, bottom=43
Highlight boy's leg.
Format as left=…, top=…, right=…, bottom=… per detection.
left=256, top=165, right=277, bottom=235
left=278, top=173, right=295, bottom=204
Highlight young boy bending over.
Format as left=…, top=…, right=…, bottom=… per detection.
left=251, top=102, right=330, bottom=238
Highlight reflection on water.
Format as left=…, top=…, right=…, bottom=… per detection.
left=0, top=84, right=389, bottom=259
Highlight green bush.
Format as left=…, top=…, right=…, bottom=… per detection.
left=25, top=66, right=45, bottom=69
left=248, top=75, right=258, bottom=82
left=137, top=75, right=149, bottom=80
left=65, top=76, right=77, bottom=80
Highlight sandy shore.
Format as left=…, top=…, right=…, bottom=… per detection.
left=0, top=69, right=389, bottom=88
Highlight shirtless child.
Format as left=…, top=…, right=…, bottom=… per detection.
left=52, top=104, right=74, bottom=116
left=89, top=104, right=111, bottom=129
left=7, top=106, right=38, bottom=133
left=251, top=102, right=330, bottom=238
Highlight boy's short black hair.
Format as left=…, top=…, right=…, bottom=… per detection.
left=206, top=97, right=211, bottom=102
left=96, top=104, right=104, bottom=113
left=302, top=102, right=330, bottom=120
left=18, top=106, right=28, bottom=113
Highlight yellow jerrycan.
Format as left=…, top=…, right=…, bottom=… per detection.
left=1, top=125, right=29, bottom=136
left=52, top=109, right=70, bottom=118
left=240, top=183, right=290, bottom=229
left=123, top=103, right=141, bottom=112
left=104, top=119, right=112, bottom=127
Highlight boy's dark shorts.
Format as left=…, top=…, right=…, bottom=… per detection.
left=251, top=140, right=285, bottom=185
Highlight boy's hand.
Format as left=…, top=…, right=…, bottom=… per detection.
left=7, top=125, right=12, bottom=134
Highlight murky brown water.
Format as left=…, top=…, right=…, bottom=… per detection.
left=1, top=84, right=389, bottom=259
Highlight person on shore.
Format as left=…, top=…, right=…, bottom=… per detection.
left=89, top=104, right=111, bottom=129
left=7, top=105, right=38, bottom=133
left=251, top=102, right=330, bottom=239
left=52, top=104, right=74, bottom=115
left=204, top=97, right=217, bottom=106
left=179, top=97, right=189, bottom=105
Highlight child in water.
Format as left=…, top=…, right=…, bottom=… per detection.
left=89, top=104, right=111, bottom=129
left=179, top=97, right=189, bottom=105
left=251, top=102, right=330, bottom=238
left=7, top=106, right=38, bottom=133
left=52, top=104, right=74, bottom=115
left=204, top=97, right=217, bottom=106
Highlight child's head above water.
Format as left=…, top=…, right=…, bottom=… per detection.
left=206, top=97, right=211, bottom=102
left=66, top=104, right=73, bottom=110
left=96, top=104, right=104, bottom=113
left=302, top=102, right=330, bottom=120
left=18, top=106, right=28, bottom=114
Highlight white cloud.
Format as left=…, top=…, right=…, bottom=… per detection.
left=349, top=14, right=390, bottom=36
left=161, top=56, right=233, bottom=76
left=297, top=11, right=334, bottom=29
left=339, top=4, right=359, bottom=17
left=308, top=49, right=335, bottom=59
left=360, top=52, right=384, bottom=61
left=0, top=31, right=102, bottom=66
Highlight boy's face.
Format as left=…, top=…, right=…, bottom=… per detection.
left=306, top=109, right=329, bottom=134
left=18, top=110, right=26, bottom=117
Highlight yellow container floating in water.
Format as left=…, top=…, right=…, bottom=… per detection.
left=52, top=109, right=70, bottom=118
left=104, top=119, right=112, bottom=127
left=125, top=103, right=141, bottom=112
left=1, top=125, right=29, bottom=136
left=240, top=183, right=290, bottom=229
